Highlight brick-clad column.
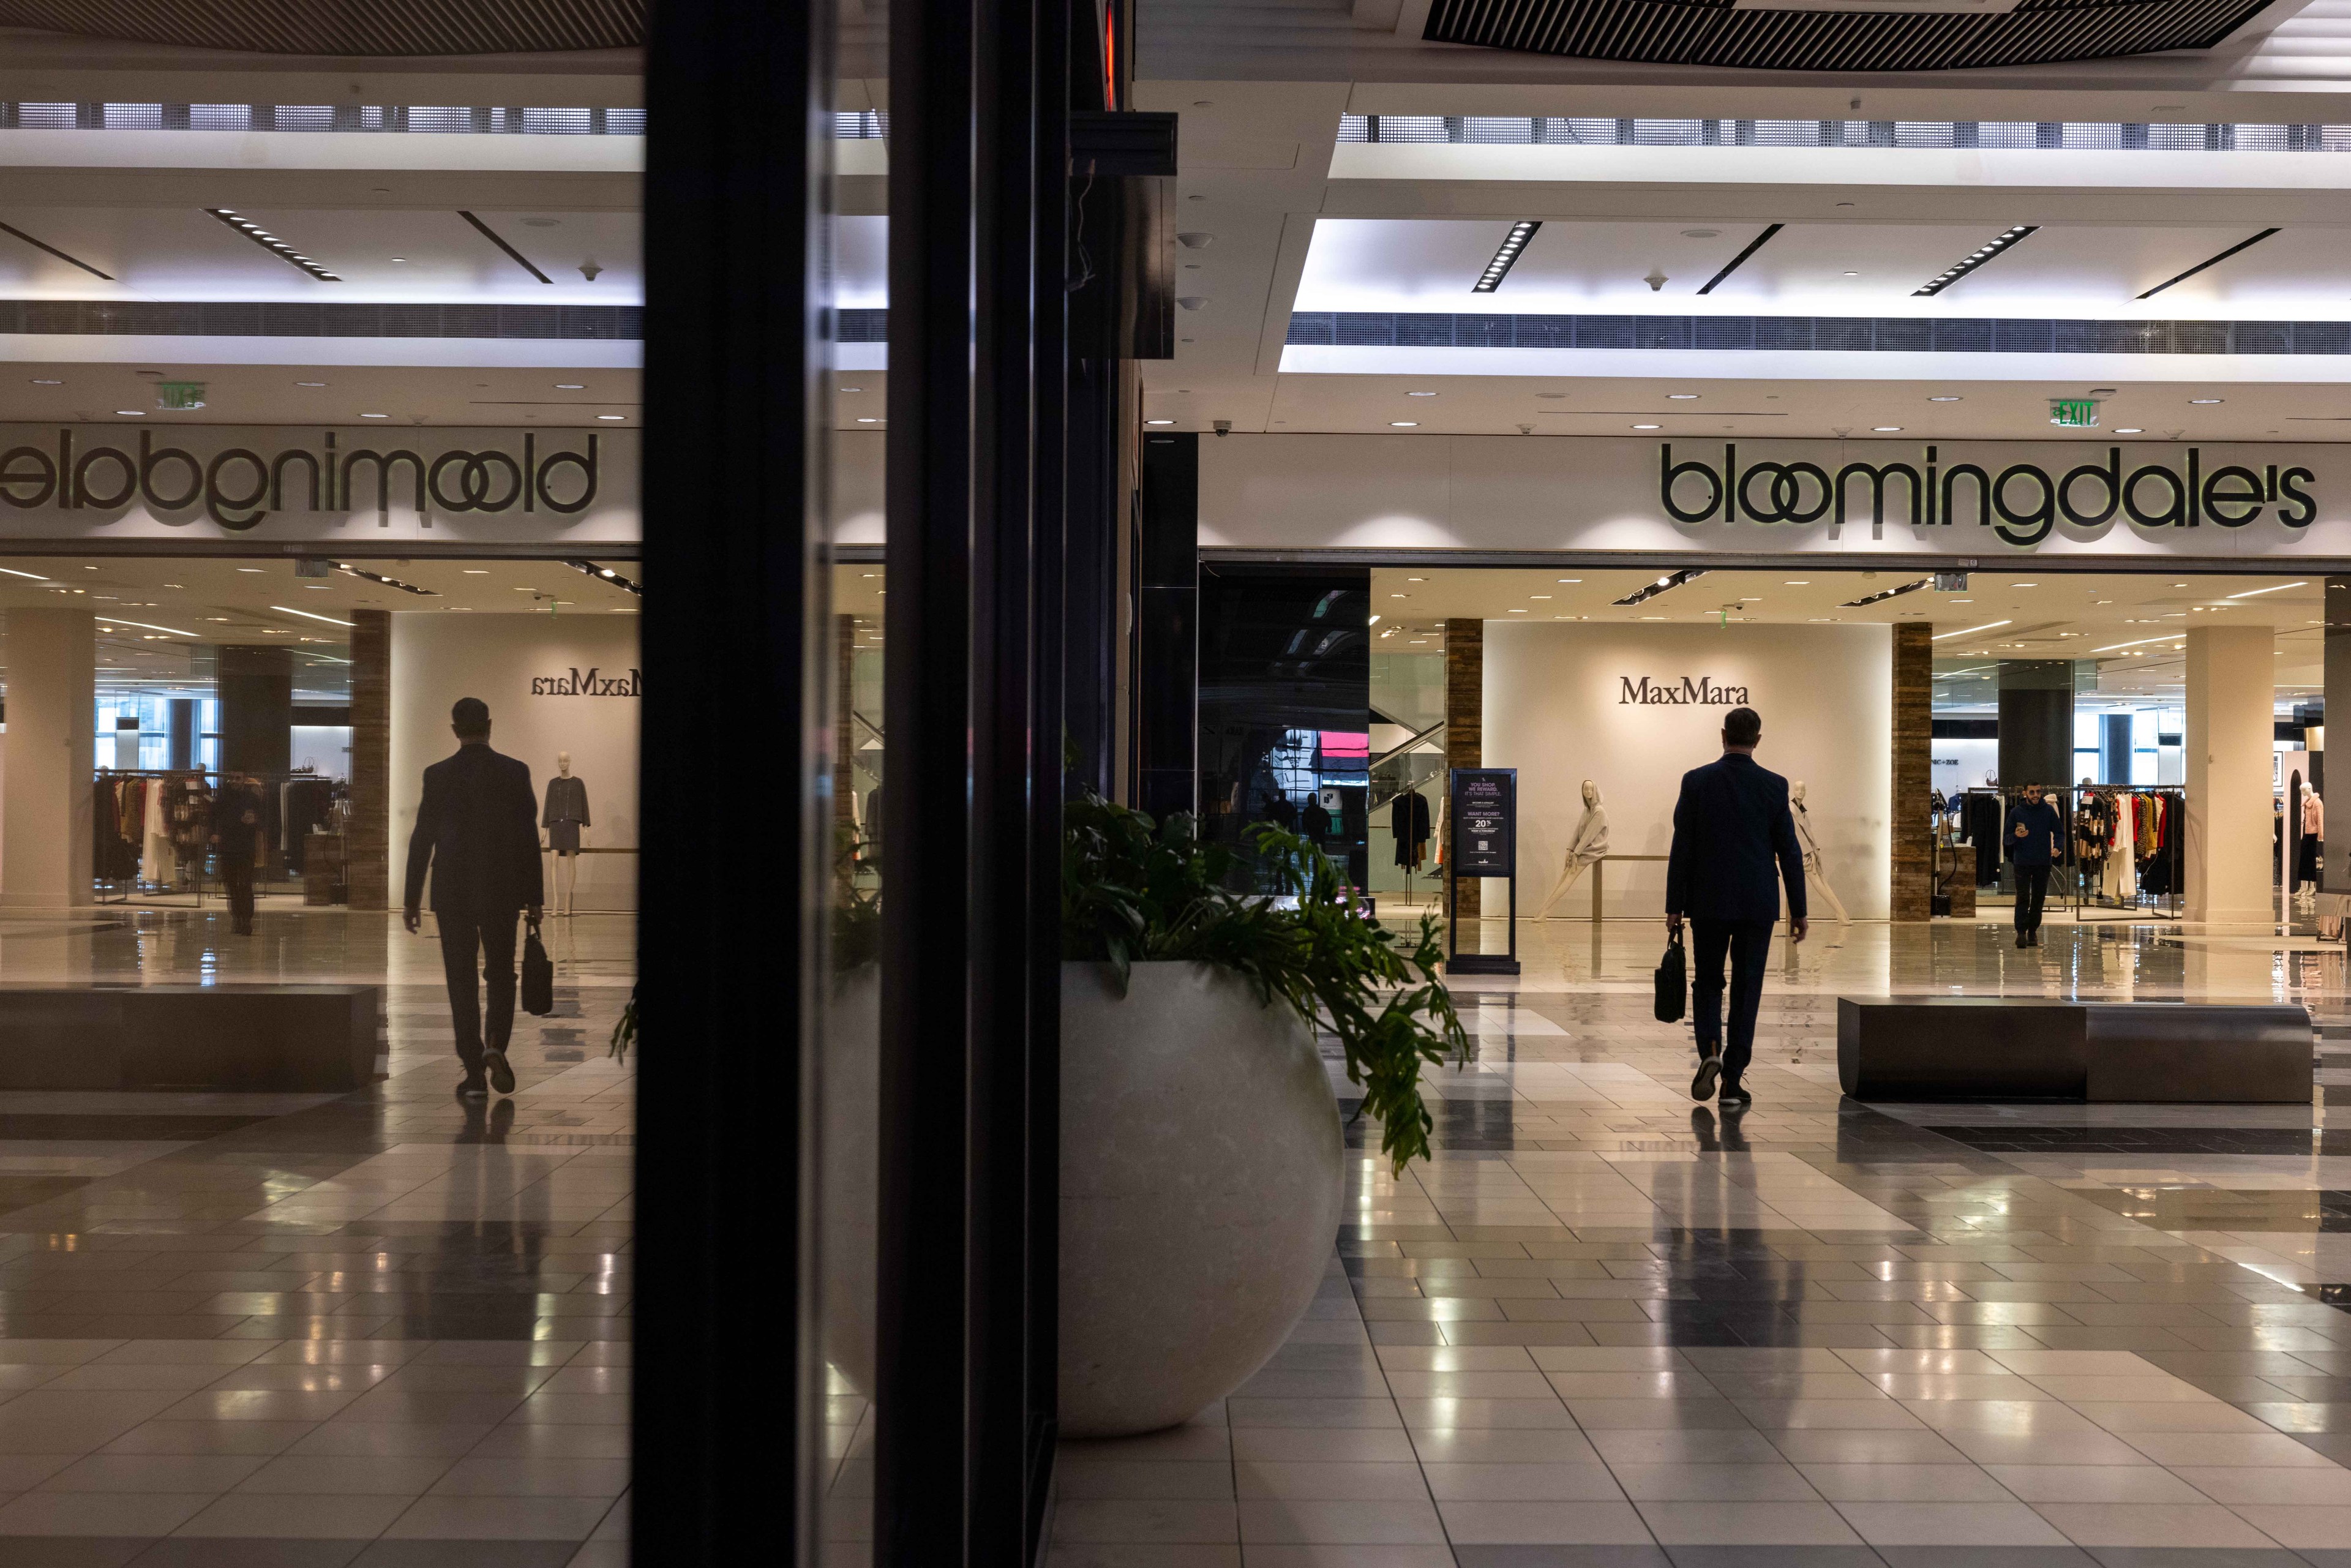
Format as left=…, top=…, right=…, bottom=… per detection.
left=1891, top=623, right=1933, bottom=921
left=347, top=609, right=391, bottom=909
left=1445, top=617, right=1482, bottom=926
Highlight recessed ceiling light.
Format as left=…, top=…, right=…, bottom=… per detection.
left=1557, top=578, right=1580, bottom=583
left=1406, top=391, right=1438, bottom=397
left=596, top=414, right=626, bottom=421
left=1144, top=418, right=1175, bottom=425
left=29, top=378, right=59, bottom=386
left=361, top=413, right=389, bottom=419
left=463, top=569, right=489, bottom=574
left=1873, top=426, right=1901, bottom=432
left=1667, top=394, right=1699, bottom=400
left=1632, top=423, right=1660, bottom=430
left=1842, top=270, right=1859, bottom=277
left=1928, top=396, right=1961, bottom=402
left=2190, top=398, right=2222, bottom=405
left=555, top=383, right=587, bottom=390
left=1785, top=580, right=1810, bottom=585
left=113, top=409, right=143, bottom=416
left=1389, top=421, right=1418, bottom=427
left=294, top=380, right=328, bottom=388
left=2116, top=427, right=2143, bottom=434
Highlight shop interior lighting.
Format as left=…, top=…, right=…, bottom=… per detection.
left=2227, top=580, right=2308, bottom=598
left=333, top=563, right=437, bottom=596
left=1913, top=225, right=2037, bottom=296
left=269, top=604, right=353, bottom=627
left=1472, top=220, right=1540, bottom=293
left=91, top=616, right=197, bottom=637
left=0, top=567, right=47, bottom=580
left=1932, top=620, right=2012, bottom=640
left=1613, top=568, right=1708, bottom=607
left=565, top=558, right=642, bottom=595
left=1841, top=577, right=1933, bottom=608
left=2091, top=634, right=2188, bottom=653
left=204, top=209, right=340, bottom=281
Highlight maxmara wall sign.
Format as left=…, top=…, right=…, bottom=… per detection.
left=531, top=666, right=641, bottom=697
left=0, top=424, right=640, bottom=545
left=1619, top=675, right=1751, bottom=707
left=1194, top=434, right=2351, bottom=561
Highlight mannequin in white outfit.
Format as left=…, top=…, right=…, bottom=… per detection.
left=1537, top=780, right=1610, bottom=918
left=1790, top=781, right=1850, bottom=925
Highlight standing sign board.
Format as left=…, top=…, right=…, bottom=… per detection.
left=1447, top=767, right=1521, bottom=976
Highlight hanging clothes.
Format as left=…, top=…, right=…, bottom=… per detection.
left=141, top=781, right=173, bottom=888
left=1390, top=789, right=1431, bottom=870
left=2110, top=793, right=2137, bottom=900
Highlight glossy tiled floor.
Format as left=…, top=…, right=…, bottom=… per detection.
left=1051, top=915, right=2351, bottom=1568
left=0, top=904, right=634, bottom=1567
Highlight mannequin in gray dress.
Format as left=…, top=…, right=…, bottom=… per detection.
left=542, top=752, right=590, bottom=917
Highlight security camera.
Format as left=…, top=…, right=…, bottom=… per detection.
left=1213, top=419, right=1232, bottom=437
left=1644, top=268, right=1668, bottom=292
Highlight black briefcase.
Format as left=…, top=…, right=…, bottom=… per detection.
left=521, top=923, right=555, bottom=1016
left=1654, top=929, right=1687, bottom=1023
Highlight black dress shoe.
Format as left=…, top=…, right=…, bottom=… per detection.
left=484, top=1051, right=516, bottom=1095
left=1691, top=1052, right=1722, bottom=1101
left=457, top=1075, right=489, bottom=1099
left=1718, top=1084, right=1753, bottom=1109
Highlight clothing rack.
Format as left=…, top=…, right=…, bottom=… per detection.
left=1951, top=784, right=2184, bottom=920
left=92, top=766, right=350, bottom=906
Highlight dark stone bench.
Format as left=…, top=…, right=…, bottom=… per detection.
left=1837, top=997, right=2312, bottom=1103
left=0, top=985, right=383, bottom=1092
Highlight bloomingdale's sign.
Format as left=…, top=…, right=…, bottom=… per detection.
left=1192, top=434, right=2351, bottom=561
left=1662, top=443, right=2315, bottom=550
left=0, top=424, right=639, bottom=542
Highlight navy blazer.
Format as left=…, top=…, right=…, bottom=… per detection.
left=1664, top=752, right=1808, bottom=924
left=403, top=742, right=546, bottom=920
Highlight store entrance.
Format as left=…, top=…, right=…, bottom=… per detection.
left=0, top=552, right=642, bottom=972
left=1358, top=562, right=2320, bottom=931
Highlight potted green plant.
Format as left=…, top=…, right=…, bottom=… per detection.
left=1059, top=789, right=1466, bottom=1438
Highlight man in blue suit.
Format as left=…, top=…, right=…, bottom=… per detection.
left=1665, top=705, right=1808, bottom=1108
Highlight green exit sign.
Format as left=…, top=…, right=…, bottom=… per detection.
left=2049, top=397, right=2099, bottom=428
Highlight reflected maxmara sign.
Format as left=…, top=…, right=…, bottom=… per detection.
left=0, top=424, right=640, bottom=545
left=1196, top=433, right=2351, bottom=561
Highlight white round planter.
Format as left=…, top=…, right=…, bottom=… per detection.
left=1059, top=959, right=1344, bottom=1439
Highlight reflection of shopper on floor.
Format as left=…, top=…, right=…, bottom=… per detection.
left=403, top=697, right=544, bottom=1099
left=2006, top=784, right=2063, bottom=950
left=1665, top=705, right=1807, bottom=1110
left=209, top=776, right=263, bottom=936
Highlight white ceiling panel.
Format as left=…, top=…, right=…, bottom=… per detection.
left=0, top=206, right=640, bottom=303
left=1295, top=216, right=2351, bottom=320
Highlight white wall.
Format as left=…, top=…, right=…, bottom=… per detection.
left=391, top=613, right=640, bottom=913
left=1483, top=621, right=1892, bottom=921
left=1, top=610, right=91, bottom=908
left=1932, top=738, right=2000, bottom=799
left=2186, top=625, right=2274, bottom=923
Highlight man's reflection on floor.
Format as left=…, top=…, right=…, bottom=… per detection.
left=1690, top=1103, right=1748, bottom=1153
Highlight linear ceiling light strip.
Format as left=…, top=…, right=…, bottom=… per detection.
left=459, top=211, right=553, bottom=285
left=1612, top=568, right=1707, bottom=607
left=2137, top=227, right=2281, bottom=300
left=1472, top=220, right=1540, bottom=293
left=1841, top=577, right=1933, bottom=608
left=1913, top=225, right=2037, bottom=297
left=203, top=209, right=339, bottom=281
left=1695, top=223, right=1782, bottom=296
left=0, top=220, right=112, bottom=280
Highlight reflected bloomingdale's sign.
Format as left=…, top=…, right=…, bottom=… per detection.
left=0, top=424, right=639, bottom=544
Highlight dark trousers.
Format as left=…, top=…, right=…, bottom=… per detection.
left=2013, top=863, right=2051, bottom=934
left=1691, top=918, right=1774, bottom=1086
left=222, top=860, right=254, bottom=934
left=438, top=910, right=519, bottom=1075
